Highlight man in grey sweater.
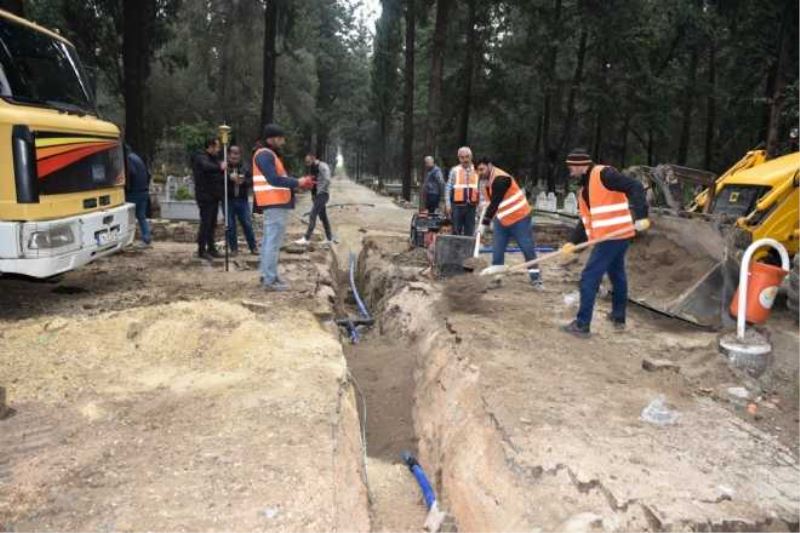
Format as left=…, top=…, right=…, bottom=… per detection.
left=295, top=152, right=335, bottom=246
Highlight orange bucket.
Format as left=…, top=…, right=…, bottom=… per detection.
left=730, top=261, right=789, bottom=324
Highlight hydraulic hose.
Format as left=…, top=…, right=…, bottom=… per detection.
left=401, top=451, right=436, bottom=510
left=349, top=252, right=371, bottom=320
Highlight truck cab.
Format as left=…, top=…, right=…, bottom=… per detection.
left=0, top=9, right=134, bottom=278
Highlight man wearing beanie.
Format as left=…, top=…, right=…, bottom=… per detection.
left=560, top=148, right=650, bottom=338
left=252, top=123, right=314, bottom=291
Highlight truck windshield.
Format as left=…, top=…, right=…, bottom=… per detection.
left=0, top=18, right=95, bottom=114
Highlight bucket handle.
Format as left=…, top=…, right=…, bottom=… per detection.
left=736, top=238, right=790, bottom=339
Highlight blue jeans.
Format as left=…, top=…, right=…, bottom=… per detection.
left=126, top=190, right=151, bottom=244
left=452, top=203, right=476, bottom=236
left=576, top=239, right=630, bottom=328
left=260, top=207, right=289, bottom=286
left=226, top=197, right=257, bottom=252
left=492, top=216, right=540, bottom=282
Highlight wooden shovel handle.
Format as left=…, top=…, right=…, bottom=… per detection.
left=506, top=225, right=635, bottom=274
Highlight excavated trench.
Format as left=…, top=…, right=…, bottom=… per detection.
left=325, top=234, right=800, bottom=533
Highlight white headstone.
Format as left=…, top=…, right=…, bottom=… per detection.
left=536, top=191, right=548, bottom=210
left=547, top=192, right=557, bottom=212
left=563, top=192, right=578, bottom=215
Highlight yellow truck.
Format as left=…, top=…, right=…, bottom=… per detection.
left=0, top=9, right=134, bottom=278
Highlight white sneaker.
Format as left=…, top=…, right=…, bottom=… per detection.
left=293, top=237, right=309, bottom=246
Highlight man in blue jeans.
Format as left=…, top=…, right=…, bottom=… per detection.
left=125, top=145, right=151, bottom=248
left=559, top=148, right=650, bottom=338
left=225, top=145, right=258, bottom=255
left=476, top=157, right=543, bottom=290
left=252, top=124, right=314, bottom=291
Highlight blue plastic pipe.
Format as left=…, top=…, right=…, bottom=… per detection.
left=349, top=252, right=371, bottom=321
left=401, top=451, right=436, bottom=510
left=479, top=246, right=555, bottom=254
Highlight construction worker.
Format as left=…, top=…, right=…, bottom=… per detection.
left=124, top=144, right=152, bottom=249
left=560, top=148, right=650, bottom=338
left=252, top=124, right=314, bottom=291
left=192, top=137, right=225, bottom=260
left=295, top=152, right=335, bottom=246
left=225, top=145, right=258, bottom=256
left=422, top=156, right=445, bottom=215
left=446, top=146, right=480, bottom=235
left=477, top=157, right=544, bottom=289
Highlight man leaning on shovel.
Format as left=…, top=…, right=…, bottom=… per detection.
left=559, top=148, right=650, bottom=339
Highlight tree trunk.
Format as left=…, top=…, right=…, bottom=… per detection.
left=424, top=0, right=452, bottom=158
left=0, top=0, right=23, bottom=16
left=401, top=0, right=415, bottom=201
left=676, top=47, right=698, bottom=165
left=261, top=0, right=278, bottom=129
left=538, top=0, right=562, bottom=191
left=704, top=41, right=716, bottom=170
left=557, top=28, right=587, bottom=156
left=122, top=0, right=155, bottom=158
left=458, top=0, right=477, bottom=146
left=765, top=1, right=793, bottom=157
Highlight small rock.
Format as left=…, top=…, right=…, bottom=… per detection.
left=642, top=358, right=681, bottom=373
left=44, top=317, right=69, bottom=332
left=727, top=386, right=750, bottom=400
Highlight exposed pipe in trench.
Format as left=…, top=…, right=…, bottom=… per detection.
left=334, top=252, right=374, bottom=344
left=402, top=451, right=447, bottom=532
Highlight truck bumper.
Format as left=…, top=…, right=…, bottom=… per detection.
left=0, top=203, right=135, bottom=278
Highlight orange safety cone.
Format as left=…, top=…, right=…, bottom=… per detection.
left=729, top=261, right=789, bottom=324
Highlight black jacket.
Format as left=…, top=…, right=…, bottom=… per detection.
left=227, top=161, right=253, bottom=200
left=192, top=150, right=224, bottom=202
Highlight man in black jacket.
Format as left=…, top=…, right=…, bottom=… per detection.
left=225, top=145, right=257, bottom=255
left=559, top=148, right=650, bottom=338
left=192, top=137, right=225, bottom=260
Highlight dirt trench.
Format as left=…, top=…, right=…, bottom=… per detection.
left=352, top=234, right=800, bottom=532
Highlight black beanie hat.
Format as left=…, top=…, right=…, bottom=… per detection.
left=565, top=148, right=593, bottom=166
left=262, top=123, right=285, bottom=140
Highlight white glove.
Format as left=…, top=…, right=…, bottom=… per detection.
left=634, top=218, right=651, bottom=232
left=480, top=265, right=507, bottom=276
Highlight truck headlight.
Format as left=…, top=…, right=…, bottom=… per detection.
left=28, top=225, right=76, bottom=250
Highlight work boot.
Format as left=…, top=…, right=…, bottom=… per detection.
left=263, top=281, right=290, bottom=292
left=208, top=248, right=223, bottom=259
left=293, top=237, right=310, bottom=246
left=249, top=247, right=259, bottom=256
left=197, top=250, right=212, bottom=261
left=530, top=279, right=545, bottom=291
left=561, top=320, right=591, bottom=339
left=229, top=249, right=239, bottom=257
left=606, top=312, right=626, bottom=331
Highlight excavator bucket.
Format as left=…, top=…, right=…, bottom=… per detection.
left=626, top=211, right=738, bottom=329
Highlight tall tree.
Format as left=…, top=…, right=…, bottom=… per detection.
left=423, top=0, right=452, bottom=158
left=261, top=0, right=279, bottom=129
left=122, top=0, right=157, bottom=157
left=401, top=0, right=415, bottom=201
left=370, top=0, right=402, bottom=184
left=457, top=0, right=477, bottom=146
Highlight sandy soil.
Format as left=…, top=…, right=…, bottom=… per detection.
left=0, top=186, right=372, bottom=531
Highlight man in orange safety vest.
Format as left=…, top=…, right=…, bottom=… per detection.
left=559, top=148, right=650, bottom=338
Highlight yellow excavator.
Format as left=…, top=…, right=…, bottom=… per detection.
left=625, top=149, right=799, bottom=328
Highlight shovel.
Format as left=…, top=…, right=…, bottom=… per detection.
left=479, top=225, right=637, bottom=277
left=462, top=204, right=489, bottom=272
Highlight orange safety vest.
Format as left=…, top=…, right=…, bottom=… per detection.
left=452, top=165, right=479, bottom=205
left=578, top=165, right=636, bottom=240
left=252, top=147, right=292, bottom=207
left=484, top=166, right=531, bottom=227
